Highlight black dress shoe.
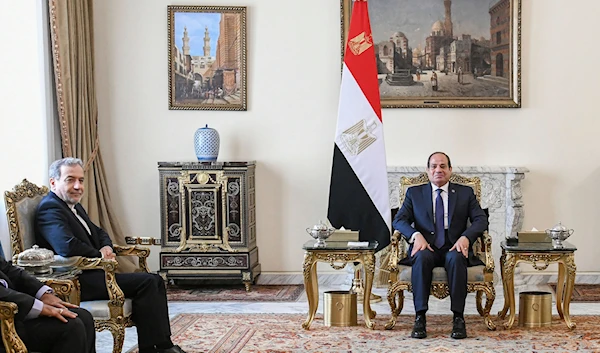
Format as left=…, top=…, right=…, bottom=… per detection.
left=411, top=314, right=427, bottom=339
left=157, top=345, right=186, bottom=353
left=451, top=317, right=467, bottom=339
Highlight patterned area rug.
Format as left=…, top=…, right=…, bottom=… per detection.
left=166, top=284, right=304, bottom=302
left=126, top=313, right=600, bottom=352
left=549, top=284, right=600, bottom=302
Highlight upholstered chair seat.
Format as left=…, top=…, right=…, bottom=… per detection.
left=396, top=264, right=487, bottom=282
left=81, top=299, right=133, bottom=320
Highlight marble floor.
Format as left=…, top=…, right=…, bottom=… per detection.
left=95, top=274, right=600, bottom=353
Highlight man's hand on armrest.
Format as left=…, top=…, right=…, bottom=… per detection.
left=99, top=246, right=116, bottom=260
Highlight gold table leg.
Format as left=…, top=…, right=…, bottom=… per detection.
left=362, top=252, right=376, bottom=328
left=556, top=260, right=565, bottom=320
left=302, top=252, right=318, bottom=330
left=502, top=253, right=517, bottom=329
left=560, top=254, right=576, bottom=329
left=498, top=251, right=510, bottom=319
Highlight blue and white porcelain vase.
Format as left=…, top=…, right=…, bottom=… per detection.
left=194, top=124, right=220, bottom=162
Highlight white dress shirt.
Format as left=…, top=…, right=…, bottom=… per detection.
left=410, top=182, right=450, bottom=242
left=70, top=205, right=91, bottom=235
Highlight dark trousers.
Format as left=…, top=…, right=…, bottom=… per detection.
left=78, top=271, right=171, bottom=348
left=410, top=246, right=468, bottom=314
left=17, top=307, right=95, bottom=353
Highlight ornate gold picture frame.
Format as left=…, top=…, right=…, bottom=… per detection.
left=341, top=0, right=521, bottom=108
left=168, top=5, right=247, bottom=110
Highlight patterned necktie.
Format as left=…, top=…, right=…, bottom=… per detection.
left=434, top=188, right=445, bottom=248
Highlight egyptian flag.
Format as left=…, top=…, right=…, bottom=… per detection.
left=327, top=0, right=391, bottom=252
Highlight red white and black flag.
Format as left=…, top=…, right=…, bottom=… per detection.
left=327, top=0, right=391, bottom=252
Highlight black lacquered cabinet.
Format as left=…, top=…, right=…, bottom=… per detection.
left=157, top=161, right=260, bottom=290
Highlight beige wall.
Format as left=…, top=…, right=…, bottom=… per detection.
left=2, top=1, right=599, bottom=275
left=0, top=1, right=56, bottom=259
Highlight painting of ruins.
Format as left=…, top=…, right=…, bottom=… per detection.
left=341, top=0, right=521, bottom=108
left=168, top=6, right=247, bottom=110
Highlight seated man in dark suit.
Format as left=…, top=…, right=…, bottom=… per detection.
left=0, top=257, right=95, bottom=353
left=35, top=157, right=186, bottom=353
left=393, top=152, right=488, bottom=339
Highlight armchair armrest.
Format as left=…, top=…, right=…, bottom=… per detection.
left=388, top=231, right=409, bottom=283
left=45, top=279, right=79, bottom=304
left=125, top=236, right=161, bottom=246
left=388, top=231, right=401, bottom=273
left=73, top=258, right=126, bottom=315
left=0, top=301, right=27, bottom=353
left=114, top=244, right=151, bottom=273
left=480, top=230, right=494, bottom=273
left=474, top=231, right=495, bottom=273
left=389, top=230, right=409, bottom=266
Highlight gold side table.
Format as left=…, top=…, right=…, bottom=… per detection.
left=498, top=240, right=577, bottom=329
left=301, top=240, right=378, bottom=330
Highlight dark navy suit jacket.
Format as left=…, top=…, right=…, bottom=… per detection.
left=392, top=182, right=488, bottom=261
left=0, top=259, right=44, bottom=321
left=35, top=192, right=113, bottom=258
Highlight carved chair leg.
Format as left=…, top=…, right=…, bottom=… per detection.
left=385, top=288, right=404, bottom=330
left=476, top=290, right=484, bottom=316
left=108, top=324, right=126, bottom=353
left=481, top=285, right=496, bottom=331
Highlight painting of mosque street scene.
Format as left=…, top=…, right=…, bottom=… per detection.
left=341, top=0, right=520, bottom=108
left=168, top=6, right=246, bottom=110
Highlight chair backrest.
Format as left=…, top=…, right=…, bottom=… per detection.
left=399, top=172, right=482, bottom=204
left=4, top=179, right=49, bottom=259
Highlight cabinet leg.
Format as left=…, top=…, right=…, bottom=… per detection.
left=244, top=281, right=252, bottom=292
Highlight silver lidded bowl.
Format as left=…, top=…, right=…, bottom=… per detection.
left=305, top=221, right=336, bottom=246
left=545, top=221, right=574, bottom=249
left=16, top=245, right=54, bottom=275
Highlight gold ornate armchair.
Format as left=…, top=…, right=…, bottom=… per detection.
left=4, top=179, right=151, bottom=353
left=385, top=173, right=496, bottom=331
left=0, top=301, right=28, bottom=353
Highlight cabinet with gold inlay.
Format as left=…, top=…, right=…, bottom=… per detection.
left=157, top=161, right=259, bottom=290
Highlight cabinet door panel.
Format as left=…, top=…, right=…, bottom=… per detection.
left=225, top=176, right=243, bottom=243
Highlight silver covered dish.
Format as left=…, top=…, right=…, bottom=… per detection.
left=305, top=221, right=336, bottom=246
left=545, top=221, right=574, bottom=249
left=17, top=245, right=54, bottom=274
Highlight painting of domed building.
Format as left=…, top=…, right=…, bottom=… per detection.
left=341, top=0, right=520, bottom=108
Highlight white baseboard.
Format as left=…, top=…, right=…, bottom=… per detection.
left=258, top=271, right=600, bottom=286
left=518, top=271, right=600, bottom=284
left=256, top=272, right=348, bottom=286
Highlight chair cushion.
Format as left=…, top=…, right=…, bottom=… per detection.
left=80, top=299, right=133, bottom=320
left=398, top=265, right=486, bottom=282
left=51, top=255, right=82, bottom=268
left=16, top=195, right=45, bottom=251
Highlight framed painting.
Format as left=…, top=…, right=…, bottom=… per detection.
left=168, top=5, right=247, bottom=110
left=341, top=0, right=521, bottom=108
